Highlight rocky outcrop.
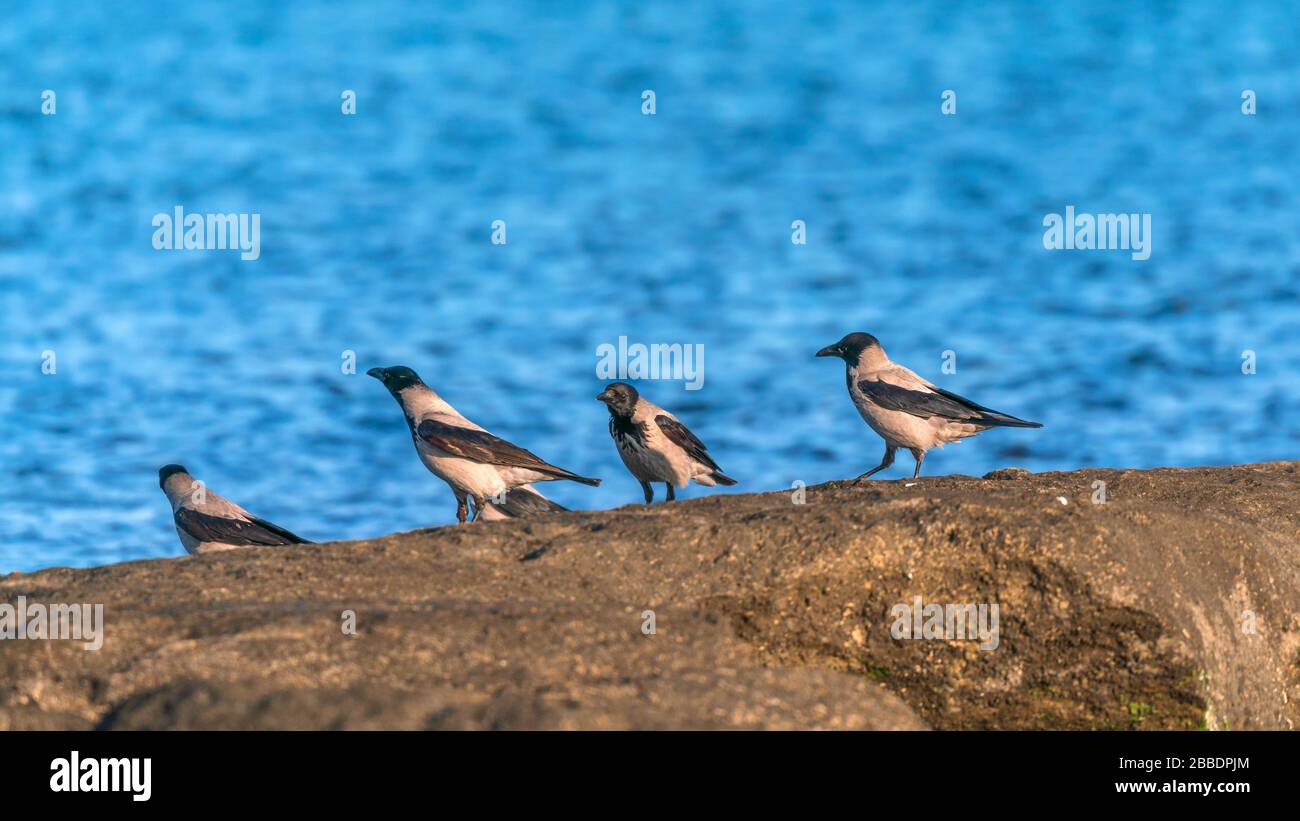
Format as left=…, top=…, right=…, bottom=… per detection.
left=2, top=462, right=1297, bottom=730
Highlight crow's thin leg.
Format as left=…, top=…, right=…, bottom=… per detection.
left=455, top=495, right=469, bottom=524
left=471, top=495, right=486, bottom=521
left=856, top=445, right=896, bottom=481
left=666, top=483, right=675, bottom=502
left=910, top=449, right=925, bottom=479
left=640, top=481, right=654, bottom=504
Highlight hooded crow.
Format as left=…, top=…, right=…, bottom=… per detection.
left=816, top=332, right=1041, bottom=480
left=158, top=464, right=312, bottom=554
left=368, top=365, right=600, bottom=522
left=596, top=381, right=736, bottom=503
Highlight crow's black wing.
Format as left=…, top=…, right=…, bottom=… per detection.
left=858, top=379, right=1042, bottom=428
left=654, top=415, right=721, bottom=471
left=175, top=508, right=309, bottom=546
left=856, top=379, right=985, bottom=422
left=490, top=487, right=568, bottom=518
left=416, top=420, right=600, bottom=484
left=926, top=384, right=1042, bottom=427
left=246, top=515, right=312, bottom=544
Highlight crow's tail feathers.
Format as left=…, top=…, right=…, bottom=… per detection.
left=979, top=412, right=1042, bottom=429
left=555, top=471, right=601, bottom=486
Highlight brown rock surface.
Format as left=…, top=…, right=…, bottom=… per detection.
left=2, top=462, right=1297, bottom=730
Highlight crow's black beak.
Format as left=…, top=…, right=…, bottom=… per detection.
left=815, top=345, right=840, bottom=358
left=596, top=391, right=611, bottom=403
left=366, top=367, right=385, bottom=380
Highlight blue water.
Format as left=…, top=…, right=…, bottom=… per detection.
left=2, top=1, right=1297, bottom=572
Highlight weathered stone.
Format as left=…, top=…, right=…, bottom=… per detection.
left=3, top=462, right=1296, bottom=730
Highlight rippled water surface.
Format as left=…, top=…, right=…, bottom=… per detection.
left=2, top=1, right=1298, bottom=571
